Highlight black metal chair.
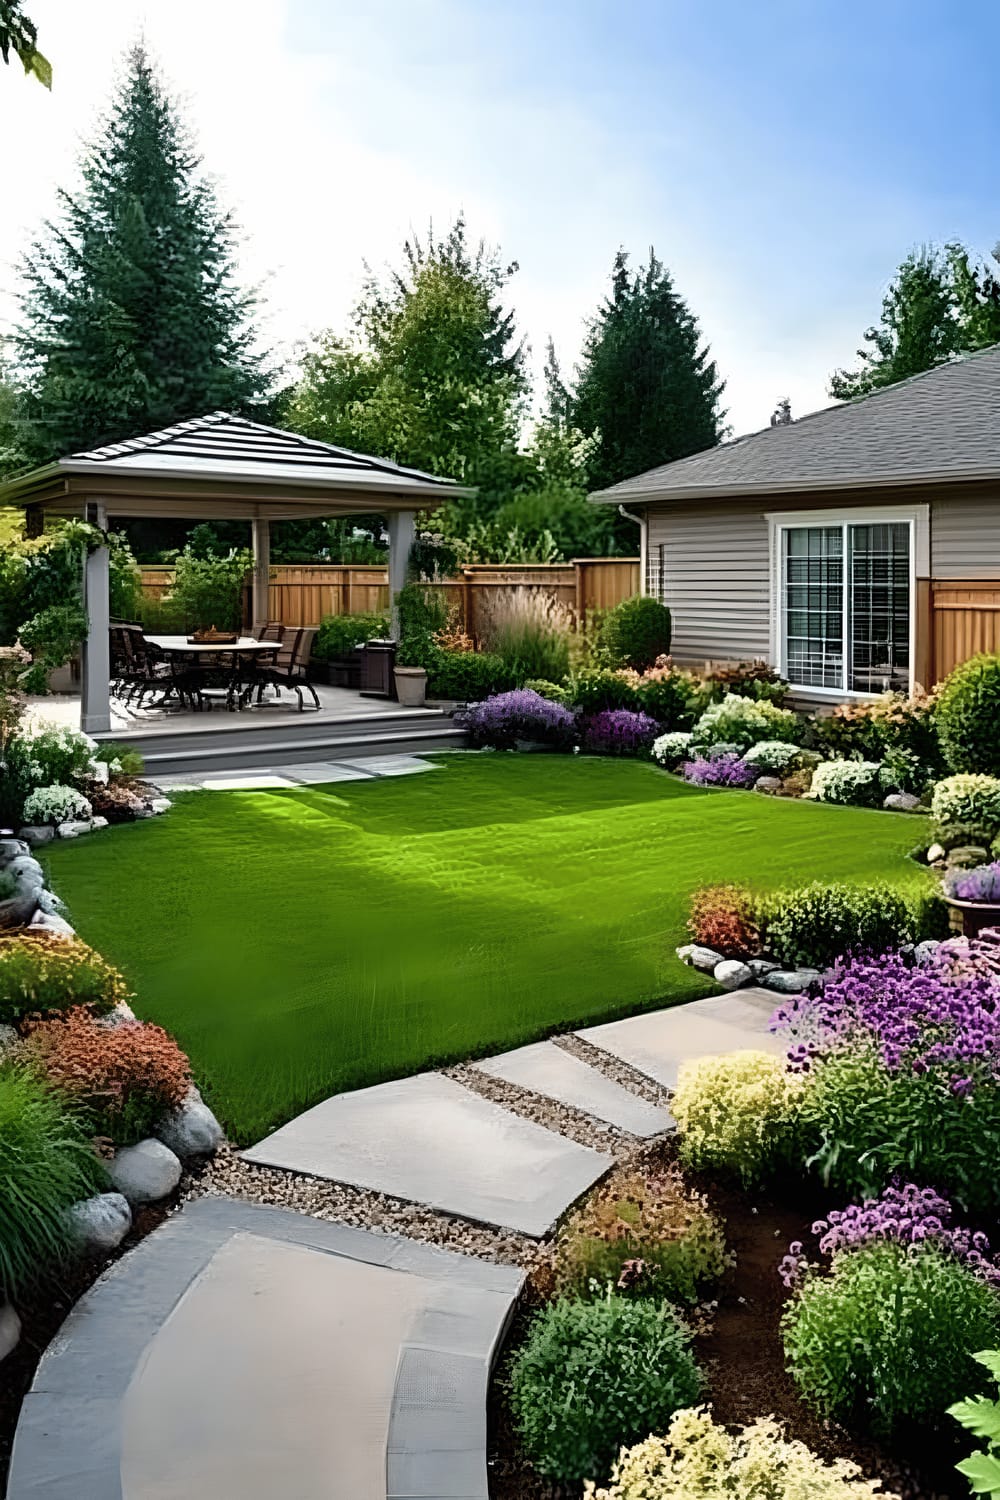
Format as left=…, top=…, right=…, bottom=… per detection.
left=261, top=627, right=320, bottom=711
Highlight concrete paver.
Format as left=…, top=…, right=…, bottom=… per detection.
left=474, top=1039, right=673, bottom=1137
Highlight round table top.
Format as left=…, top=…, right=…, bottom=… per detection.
left=143, top=635, right=277, bottom=654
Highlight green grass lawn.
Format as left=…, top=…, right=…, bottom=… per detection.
left=43, top=755, right=928, bottom=1144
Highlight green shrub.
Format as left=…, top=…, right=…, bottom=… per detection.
left=651, top=730, right=694, bottom=767
left=570, top=666, right=641, bottom=715
left=165, top=546, right=251, bottom=632
left=760, top=882, right=939, bottom=969
left=523, top=678, right=572, bottom=705
left=426, top=648, right=516, bottom=701
left=692, top=693, right=800, bottom=752
left=700, top=658, right=790, bottom=706
left=0, top=933, right=129, bottom=1023
left=878, top=746, right=932, bottom=797
left=0, top=1066, right=107, bottom=1299
left=782, top=1243, right=1000, bottom=1434
left=931, top=774, right=1000, bottom=834
left=628, top=664, right=701, bottom=729
left=805, top=759, right=882, bottom=807
left=553, top=1163, right=728, bottom=1304
left=508, top=1292, right=701, bottom=1483
left=949, top=1349, right=1000, bottom=1500
left=595, top=595, right=672, bottom=671
left=672, top=1052, right=804, bottom=1184
left=312, top=612, right=389, bottom=661
left=936, top=655, right=1000, bottom=775
left=811, top=691, right=943, bottom=769
left=396, top=584, right=449, bottom=668
left=93, top=740, right=145, bottom=779
left=931, top=820, right=999, bottom=852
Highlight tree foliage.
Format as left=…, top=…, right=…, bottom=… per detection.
left=830, top=243, right=1000, bottom=400
left=0, top=1, right=50, bottom=87
left=571, top=248, right=725, bottom=491
left=12, top=45, right=268, bottom=466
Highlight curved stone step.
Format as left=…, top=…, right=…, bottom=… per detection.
left=8, top=1196, right=523, bottom=1500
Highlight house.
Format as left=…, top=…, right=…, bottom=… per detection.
left=591, top=344, right=1000, bottom=701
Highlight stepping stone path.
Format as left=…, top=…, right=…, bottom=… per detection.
left=244, top=1072, right=614, bottom=1238
left=473, top=1039, right=673, bottom=1138
left=8, top=1197, right=522, bottom=1500
left=159, top=753, right=442, bottom=792
left=577, top=987, right=784, bottom=1090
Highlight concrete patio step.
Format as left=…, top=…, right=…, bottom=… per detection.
left=124, top=717, right=467, bottom=776
left=8, top=1197, right=523, bottom=1500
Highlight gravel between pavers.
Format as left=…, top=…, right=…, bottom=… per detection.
left=555, top=1029, right=676, bottom=1107
left=445, top=1061, right=643, bottom=1154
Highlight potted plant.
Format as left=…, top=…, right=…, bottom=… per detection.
left=393, top=661, right=428, bottom=707
left=942, top=860, right=1000, bottom=937
left=393, top=585, right=446, bottom=708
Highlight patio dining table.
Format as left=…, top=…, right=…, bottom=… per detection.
left=142, top=635, right=278, bottom=712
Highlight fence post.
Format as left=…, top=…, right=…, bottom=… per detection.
left=574, top=561, right=585, bottom=632
left=461, top=570, right=474, bottom=641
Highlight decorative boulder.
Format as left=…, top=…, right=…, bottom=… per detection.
left=17, top=825, right=55, bottom=847
left=155, top=1089, right=224, bottom=1158
left=57, top=820, right=92, bottom=840
left=749, top=958, right=780, bottom=979
left=753, top=776, right=783, bottom=795
left=28, top=911, right=76, bottom=939
left=914, top=939, right=942, bottom=967
left=65, top=1193, right=132, bottom=1255
left=714, top=958, right=752, bottom=990
left=0, top=1304, right=21, bottom=1364
left=947, top=846, right=990, bottom=870
left=926, top=842, right=947, bottom=866
left=106, top=1139, right=182, bottom=1205
left=92, top=816, right=109, bottom=831
left=7, top=854, right=44, bottom=893
left=150, top=798, right=172, bottom=815
left=0, top=1023, right=19, bottom=1055
left=34, top=887, right=64, bottom=914
left=0, top=838, right=29, bottom=864
left=763, top=969, right=820, bottom=994
left=676, top=943, right=724, bottom=974
left=0, top=888, right=40, bottom=931
left=99, top=1002, right=137, bottom=1029
left=883, top=791, right=921, bottom=812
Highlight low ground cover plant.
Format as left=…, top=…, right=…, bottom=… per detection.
left=553, top=1164, right=728, bottom=1303
left=582, top=708, right=659, bottom=756
left=671, top=1051, right=804, bottom=1184
left=936, top=653, right=1000, bottom=776
left=23, top=1008, right=191, bottom=1144
left=949, top=1350, right=1000, bottom=1500
left=0, top=1065, right=106, bottom=1300
left=508, top=1291, right=701, bottom=1483
left=457, top=689, right=577, bottom=750
left=0, top=933, right=129, bottom=1023
left=585, top=1405, right=892, bottom=1500
left=782, top=1239, right=1000, bottom=1435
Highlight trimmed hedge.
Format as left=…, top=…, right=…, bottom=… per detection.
left=936, top=654, right=1000, bottom=775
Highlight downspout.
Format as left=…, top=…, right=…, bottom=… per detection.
left=617, top=504, right=647, bottom=595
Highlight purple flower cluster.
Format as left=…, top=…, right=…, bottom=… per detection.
left=458, top=689, right=577, bottom=750
left=771, top=949, right=1000, bottom=1085
left=946, top=861, right=1000, bottom=904
left=582, top=708, right=659, bottom=756
left=779, top=1182, right=1000, bottom=1291
left=682, top=752, right=758, bottom=788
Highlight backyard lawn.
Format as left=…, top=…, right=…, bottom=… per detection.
left=44, top=755, right=928, bottom=1143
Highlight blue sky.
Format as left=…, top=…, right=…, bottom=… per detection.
left=2, top=0, right=999, bottom=434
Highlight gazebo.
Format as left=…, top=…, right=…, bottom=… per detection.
left=0, top=412, right=470, bottom=732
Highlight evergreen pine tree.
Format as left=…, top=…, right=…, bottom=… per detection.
left=571, top=248, right=725, bottom=491
left=13, top=45, right=268, bottom=464
left=0, top=1, right=49, bottom=86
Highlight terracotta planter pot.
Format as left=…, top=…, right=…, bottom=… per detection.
left=393, top=666, right=427, bottom=708
left=943, top=895, right=1000, bottom=939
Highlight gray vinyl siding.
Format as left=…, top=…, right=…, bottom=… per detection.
left=646, top=504, right=772, bottom=664
left=931, top=493, right=1000, bottom=578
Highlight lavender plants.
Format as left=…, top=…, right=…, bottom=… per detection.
left=682, top=752, right=758, bottom=788
left=457, top=689, right=577, bottom=751
left=581, top=709, right=658, bottom=757
left=946, top=860, right=1000, bottom=904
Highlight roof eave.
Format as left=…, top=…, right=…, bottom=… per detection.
left=588, top=466, right=1000, bottom=505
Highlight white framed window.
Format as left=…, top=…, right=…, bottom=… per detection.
left=767, top=505, right=927, bottom=697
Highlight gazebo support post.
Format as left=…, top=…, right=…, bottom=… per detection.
left=387, top=509, right=416, bottom=641
left=81, top=501, right=112, bottom=735
left=251, top=517, right=270, bottom=633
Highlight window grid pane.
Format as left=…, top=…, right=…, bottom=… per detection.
left=848, top=523, right=910, bottom=694
left=783, top=527, right=843, bottom=688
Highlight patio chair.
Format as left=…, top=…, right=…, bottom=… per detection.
left=261, top=627, right=320, bottom=711
left=252, top=620, right=286, bottom=644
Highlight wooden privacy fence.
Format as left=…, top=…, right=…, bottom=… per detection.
left=139, top=559, right=640, bottom=634
left=930, top=580, right=1000, bottom=683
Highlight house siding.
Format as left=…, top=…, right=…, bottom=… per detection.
left=646, top=503, right=771, bottom=663
left=930, top=492, right=1000, bottom=577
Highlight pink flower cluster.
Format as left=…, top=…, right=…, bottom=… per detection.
left=779, top=1181, right=1000, bottom=1290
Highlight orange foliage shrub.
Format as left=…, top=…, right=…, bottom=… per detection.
left=24, top=1008, right=191, bottom=1144
left=688, top=883, right=761, bottom=958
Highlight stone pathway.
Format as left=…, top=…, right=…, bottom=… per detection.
left=157, top=753, right=442, bottom=792
left=243, top=1071, right=615, bottom=1238
left=576, top=987, right=784, bottom=1090
left=8, top=1197, right=522, bottom=1500
left=473, top=1039, right=673, bottom=1138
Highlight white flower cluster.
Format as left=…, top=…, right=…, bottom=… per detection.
left=22, top=784, right=93, bottom=826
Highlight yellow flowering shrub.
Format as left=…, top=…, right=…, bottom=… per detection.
left=671, top=1051, right=804, bottom=1184
left=585, top=1406, right=893, bottom=1500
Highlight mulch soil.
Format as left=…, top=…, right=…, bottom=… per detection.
left=0, top=1201, right=173, bottom=1496
left=489, top=1162, right=968, bottom=1500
